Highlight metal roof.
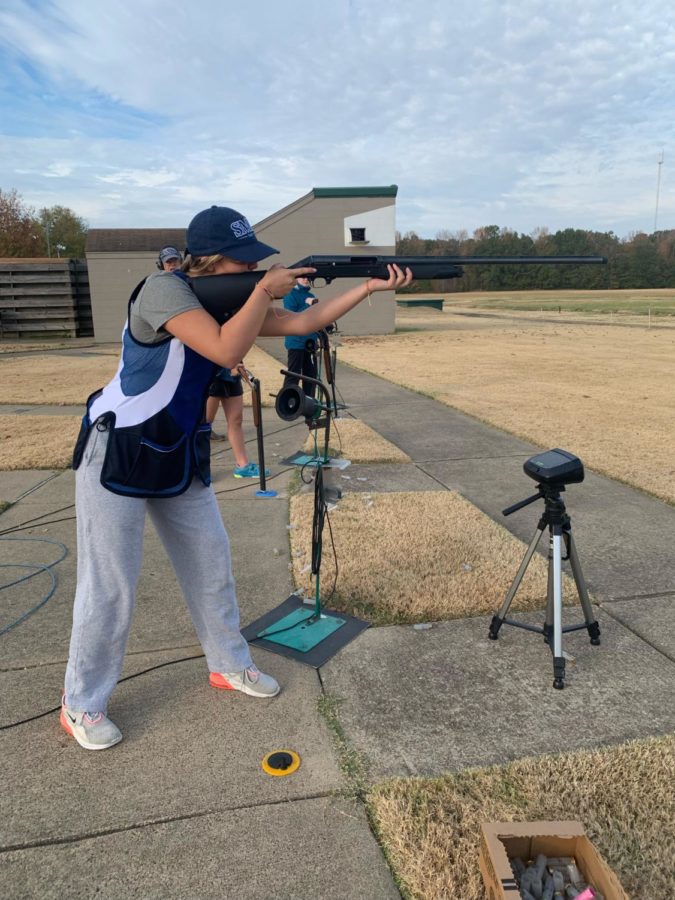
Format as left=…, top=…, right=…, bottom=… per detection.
left=312, top=186, right=398, bottom=198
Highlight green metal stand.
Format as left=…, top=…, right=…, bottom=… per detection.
left=247, top=371, right=367, bottom=664
left=255, top=570, right=347, bottom=652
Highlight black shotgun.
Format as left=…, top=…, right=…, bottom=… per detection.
left=191, top=253, right=607, bottom=324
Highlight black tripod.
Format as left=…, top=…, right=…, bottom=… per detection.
left=488, top=483, right=600, bottom=689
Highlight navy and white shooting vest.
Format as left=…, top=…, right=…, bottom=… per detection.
left=73, top=277, right=216, bottom=498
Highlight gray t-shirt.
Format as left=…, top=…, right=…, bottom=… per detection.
left=129, top=271, right=202, bottom=344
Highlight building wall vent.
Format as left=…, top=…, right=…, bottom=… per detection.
left=349, top=227, right=368, bottom=244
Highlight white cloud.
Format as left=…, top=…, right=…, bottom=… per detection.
left=0, top=0, right=673, bottom=235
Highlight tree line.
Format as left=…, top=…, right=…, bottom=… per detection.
left=0, top=188, right=87, bottom=258
left=396, top=225, right=675, bottom=292
left=3, top=185, right=675, bottom=291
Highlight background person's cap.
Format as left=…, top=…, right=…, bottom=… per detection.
left=159, top=246, right=182, bottom=263
left=186, top=206, right=279, bottom=262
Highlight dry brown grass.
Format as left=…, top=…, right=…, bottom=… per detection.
left=289, top=491, right=574, bottom=623
left=0, top=342, right=284, bottom=408
left=0, top=341, right=84, bottom=354
left=302, top=418, right=411, bottom=463
left=339, top=318, right=675, bottom=503
left=0, top=415, right=81, bottom=469
left=368, top=735, right=675, bottom=899
left=0, top=353, right=120, bottom=405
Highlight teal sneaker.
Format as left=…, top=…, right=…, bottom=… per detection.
left=233, top=463, right=270, bottom=479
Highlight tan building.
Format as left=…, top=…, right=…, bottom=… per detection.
left=85, top=186, right=398, bottom=342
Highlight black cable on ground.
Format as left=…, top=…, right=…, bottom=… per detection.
left=0, top=652, right=206, bottom=731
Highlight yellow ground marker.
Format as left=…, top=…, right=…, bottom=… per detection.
left=261, top=750, right=301, bottom=776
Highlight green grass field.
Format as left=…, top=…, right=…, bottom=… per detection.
left=439, top=288, right=675, bottom=316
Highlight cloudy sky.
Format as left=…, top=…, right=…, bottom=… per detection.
left=1, top=0, right=673, bottom=238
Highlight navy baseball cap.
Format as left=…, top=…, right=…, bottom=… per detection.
left=159, top=246, right=182, bottom=263
left=186, top=206, right=279, bottom=262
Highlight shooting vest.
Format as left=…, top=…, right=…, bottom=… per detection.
left=73, top=278, right=216, bottom=498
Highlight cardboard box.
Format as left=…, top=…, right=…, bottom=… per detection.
left=479, top=821, right=629, bottom=900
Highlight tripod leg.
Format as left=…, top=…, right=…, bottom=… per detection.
left=567, top=532, right=601, bottom=645
left=489, top=524, right=545, bottom=639
left=543, top=534, right=554, bottom=645
left=552, top=528, right=565, bottom=689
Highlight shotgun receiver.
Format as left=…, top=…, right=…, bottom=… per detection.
left=190, top=253, right=607, bottom=324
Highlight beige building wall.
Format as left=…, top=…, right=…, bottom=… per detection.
left=87, top=253, right=160, bottom=342
left=255, top=192, right=396, bottom=336
left=87, top=187, right=397, bottom=342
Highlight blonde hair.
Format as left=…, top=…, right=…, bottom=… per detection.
left=181, top=253, right=225, bottom=277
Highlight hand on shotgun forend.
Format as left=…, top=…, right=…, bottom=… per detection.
left=365, top=264, right=413, bottom=293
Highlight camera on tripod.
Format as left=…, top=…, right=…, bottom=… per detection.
left=523, top=448, right=584, bottom=490
left=490, top=448, right=600, bottom=690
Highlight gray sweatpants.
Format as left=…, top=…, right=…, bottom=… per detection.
left=64, top=425, right=253, bottom=713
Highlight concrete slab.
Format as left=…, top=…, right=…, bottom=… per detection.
left=320, top=611, right=675, bottom=780
left=1, top=491, right=300, bottom=669
left=0, top=468, right=75, bottom=511
left=603, top=594, right=675, bottom=661
left=1, top=515, right=78, bottom=666
left=0, top=796, right=399, bottom=900
left=328, top=462, right=440, bottom=494
left=1, top=646, right=202, bottom=728
left=0, top=470, right=63, bottom=505
left=1, top=654, right=341, bottom=848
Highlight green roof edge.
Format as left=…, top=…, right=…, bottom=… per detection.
left=312, top=185, right=398, bottom=198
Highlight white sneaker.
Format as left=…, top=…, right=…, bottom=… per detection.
left=60, top=701, right=123, bottom=750
left=209, top=665, right=280, bottom=697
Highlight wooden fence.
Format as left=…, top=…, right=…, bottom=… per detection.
left=0, top=258, right=93, bottom=340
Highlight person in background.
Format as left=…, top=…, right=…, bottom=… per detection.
left=205, top=365, right=266, bottom=478
left=157, top=246, right=182, bottom=272
left=282, top=276, right=318, bottom=398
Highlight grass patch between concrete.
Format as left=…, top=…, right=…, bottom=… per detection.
left=0, top=415, right=80, bottom=469
left=289, top=491, right=575, bottom=624
left=303, top=418, right=411, bottom=464
left=367, top=734, right=675, bottom=899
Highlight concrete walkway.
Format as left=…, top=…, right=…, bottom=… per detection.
left=1, top=342, right=674, bottom=898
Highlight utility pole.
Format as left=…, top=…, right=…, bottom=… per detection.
left=654, top=150, right=664, bottom=233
